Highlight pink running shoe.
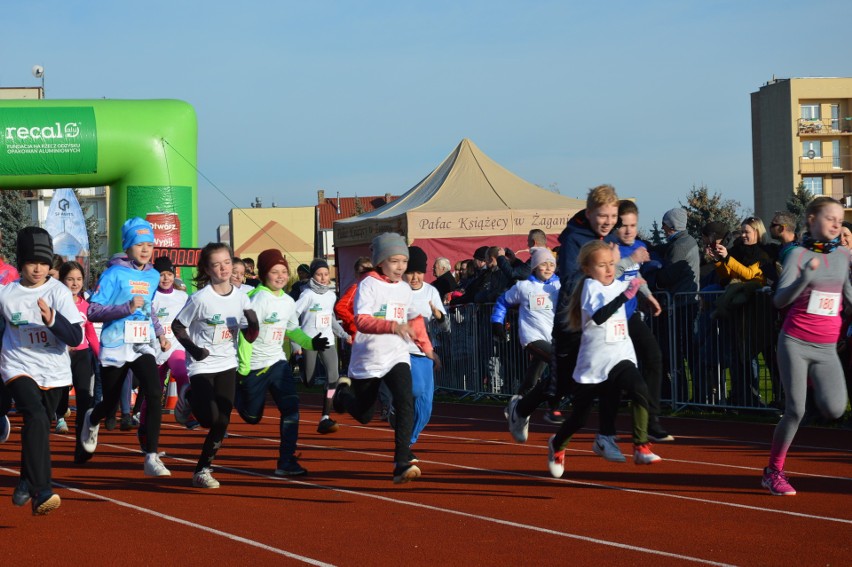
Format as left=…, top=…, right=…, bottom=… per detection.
left=547, top=435, right=566, bottom=478
left=762, top=467, right=796, bottom=496
left=633, top=443, right=662, bottom=464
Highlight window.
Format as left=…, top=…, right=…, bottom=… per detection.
left=831, top=104, right=840, bottom=131
left=802, top=176, right=824, bottom=194
left=833, top=140, right=841, bottom=168
left=803, top=140, right=822, bottom=158
left=801, top=103, right=821, bottom=120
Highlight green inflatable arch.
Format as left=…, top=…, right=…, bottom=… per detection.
left=0, top=99, right=197, bottom=252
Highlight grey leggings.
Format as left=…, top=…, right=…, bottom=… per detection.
left=303, top=347, right=340, bottom=387
left=771, top=333, right=848, bottom=469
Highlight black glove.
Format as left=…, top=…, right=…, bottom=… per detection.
left=311, top=332, right=330, bottom=352
left=187, top=344, right=210, bottom=361
left=492, top=322, right=508, bottom=342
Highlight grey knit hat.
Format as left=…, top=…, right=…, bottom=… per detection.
left=370, top=232, right=409, bottom=266
left=662, top=208, right=688, bottom=231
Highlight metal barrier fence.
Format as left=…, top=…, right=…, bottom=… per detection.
left=433, top=289, right=783, bottom=413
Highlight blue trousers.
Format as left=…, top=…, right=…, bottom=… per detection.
left=235, top=359, right=299, bottom=469
left=410, top=354, right=434, bottom=446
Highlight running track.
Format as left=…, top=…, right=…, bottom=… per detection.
left=1, top=394, right=850, bottom=566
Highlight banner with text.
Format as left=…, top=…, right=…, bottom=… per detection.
left=0, top=107, right=97, bottom=175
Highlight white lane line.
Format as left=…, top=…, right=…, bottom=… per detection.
left=215, top=425, right=852, bottom=525
left=0, top=465, right=336, bottom=567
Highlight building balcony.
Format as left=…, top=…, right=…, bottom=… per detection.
left=799, top=155, right=852, bottom=174
left=797, top=117, right=852, bottom=135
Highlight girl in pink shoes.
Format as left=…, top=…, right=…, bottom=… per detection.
left=331, top=233, right=436, bottom=484
left=57, top=261, right=100, bottom=464
left=764, top=197, right=852, bottom=496
left=546, top=240, right=661, bottom=478
left=1, top=228, right=83, bottom=515
left=171, top=243, right=259, bottom=489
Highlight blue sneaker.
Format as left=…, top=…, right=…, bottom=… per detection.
left=12, top=480, right=30, bottom=506
left=274, top=460, right=308, bottom=477
left=0, top=414, right=10, bottom=443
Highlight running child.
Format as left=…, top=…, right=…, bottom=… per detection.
left=331, top=232, right=436, bottom=484
left=1, top=228, right=83, bottom=514
left=235, top=249, right=329, bottom=477
left=400, top=246, right=446, bottom=448
left=143, top=256, right=193, bottom=439
left=546, top=240, right=661, bottom=478
left=171, top=243, right=259, bottom=488
left=492, top=247, right=562, bottom=423
left=56, top=261, right=101, bottom=463
left=294, top=259, right=350, bottom=434
left=81, top=218, right=172, bottom=477
left=764, top=196, right=852, bottom=495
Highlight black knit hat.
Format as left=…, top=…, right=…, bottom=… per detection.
left=473, top=246, right=489, bottom=262
left=16, top=227, right=54, bottom=269
left=309, top=258, right=329, bottom=277
left=406, top=246, right=427, bottom=273
left=153, top=256, right=176, bottom=274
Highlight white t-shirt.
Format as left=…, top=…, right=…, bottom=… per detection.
left=348, top=275, right=417, bottom=379
left=175, top=285, right=250, bottom=376
left=573, top=278, right=636, bottom=385
left=295, top=287, right=343, bottom=343
left=245, top=287, right=301, bottom=371
left=152, top=288, right=189, bottom=365
left=0, top=278, right=84, bottom=388
left=407, top=282, right=446, bottom=355
left=499, top=277, right=561, bottom=346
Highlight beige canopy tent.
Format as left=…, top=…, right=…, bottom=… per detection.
left=333, top=138, right=585, bottom=289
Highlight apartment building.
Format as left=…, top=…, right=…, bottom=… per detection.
left=751, top=77, right=852, bottom=219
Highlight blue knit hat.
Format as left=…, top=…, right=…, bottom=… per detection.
left=122, top=217, right=155, bottom=250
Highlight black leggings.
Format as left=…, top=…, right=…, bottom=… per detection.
left=190, top=369, right=236, bottom=473
left=90, top=354, right=161, bottom=453
left=552, top=360, right=650, bottom=450
left=6, top=377, right=63, bottom=494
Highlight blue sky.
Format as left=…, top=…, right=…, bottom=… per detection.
left=2, top=1, right=851, bottom=241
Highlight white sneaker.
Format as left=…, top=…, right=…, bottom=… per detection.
left=144, top=453, right=172, bottom=477
left=507, top=395, right=529, bottom=443
left=192, top=467, right=220, bottom=488
left=593, top=434, right=626, bottom=463
left=174, top=385, right=192, bottom=425
left=547, top=435, right=566, bottom=478
left=80, top=408, right=99, bottom=453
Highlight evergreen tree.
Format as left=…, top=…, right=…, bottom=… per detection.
left=681, top=184, right=743, bottom=245
left=786, top=182, right=813, bottom=225
left=0, top=190, right=32, bottom=265
left=648, top=220, right=665, bottom=246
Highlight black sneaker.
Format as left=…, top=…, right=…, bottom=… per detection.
left=392, top=463, right=421, bottom=484
left=120, top=413, right=134, bottom=431
left=12, top=480, right=30, bottom=506
left=544, top=410, right=565, bottom=424
left=331, top=377, right=351, bottom=414
left=31, top=490, right=61, bottom=516
left=0, top=414, right=9, bottom=443
left=105, top=415, right=117, bottom=431
left=274, top=460, right=308, bottom=477
left=317, top=417, right=339, bottom=434
left=648, top=420, right=674, bottom=442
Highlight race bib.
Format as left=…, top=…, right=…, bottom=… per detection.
left=386, top=302, right=406, bottom=323
left=605, top=317, right=628, bottom=343
left=124, top=320, right=150, bottom=344
left=528, top=293, right=552, bottom=312
left=212, top=323, right=235, bottom=345
left=316, top=312, right=332, bottom=330
left=162, top=323, right=174, bottom=339
left=262, top=324, right=285, bottom=344
left=806, top=290, right=840, bottom=317
left=20, top=324, right=55, bottom=349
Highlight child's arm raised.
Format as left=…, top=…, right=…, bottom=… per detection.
left=590, top=279, right=643, bottom=325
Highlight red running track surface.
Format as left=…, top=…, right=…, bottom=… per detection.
left=1, top=394, right=850, bottom=566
